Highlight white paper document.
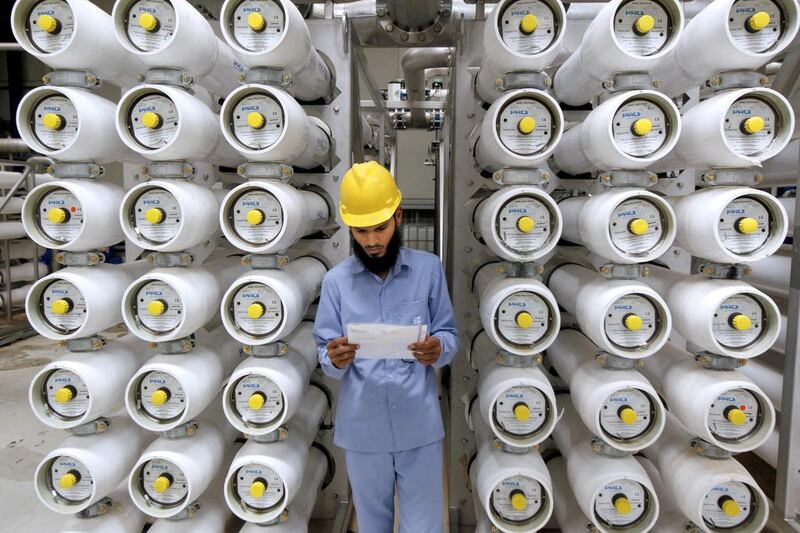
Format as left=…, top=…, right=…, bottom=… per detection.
left=347, top=323, right=428, bottom=359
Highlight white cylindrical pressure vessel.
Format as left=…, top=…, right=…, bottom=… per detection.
left=59, top=484, right=147, bottom=533
left=470, top=411, right=554, bottom=532
left=35, top=418, right=152, bottom=514
left=552, top=394, right=660, bottom=533
left=0, top=171, right=52, bottom=188
left=755, top=425, right=778, bottom=468
left=0, top=196, right=24, bottom=214
left=16, top=86, right=139, bottom=163
left=125, top=328, right=243, bottom=432
left=553, top=0, right=684, bottom=105
left=25, top=261, right=150, bottom=341
left=647, top=414, right=770, bottom=533
left=472, top=186, right=562, bottom=262
left=10, top=0, right=145, bottom=86
left=219, top=180, right=330, bottom=254
left=0, top=285, right=31, bottom=308
left=652, top=0, right=800, bottom=97
left=220, top=0, right=332, bottom=102
left=475, top=0, right=567, bottom=103
left=549, top=456, right=595, bottom=533
left=638, top=457, right=697, bottom=533
left=0, top=261, right=46, bottom=285
left=548, top=263, right=672, bottom=358
left=116, top=84, right=240, bottom=165
left=547, top=329, right=666, bottom=452
left=122, top=257, right=246, bottom=343
left=470, top=330, right=558, bottom=447
left=671, top=186, right=788, bottom=263
left=221, top=256, right=326, bottom=346
left=642, top=342, right=776, bottom=453
left=552, top=90, right=682, bottom=173
left=760, top=139, right=799, bottom=187
left=222, top=321, right=318, bottom=436
left=559, top=188, right=677, bottom=263
left=745, top=250, right=790, bottom=298
left=644, top=265, right=781, bottom=358
left=473, top=262, right=560, bottom=356
left=0, top=222, right=28, bottom=240
left=29, top=335, right=148, bottom=429
left=22, top=179, right=125, bottom=251
left=149, top=490, right=232, bottom=533
left=474, top=88, right=564, bottom=172
left=220, top=84, right=331, bottom=168
left=223, top=386, right=327, bottom=523
left=112, top=0, right=242, bottom=96
left=738, top=359, right=782, bottom=409
left=120, top=180, right=224, bottom=253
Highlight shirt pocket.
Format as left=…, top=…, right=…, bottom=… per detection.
left=388, top=297, right=429, bottom=327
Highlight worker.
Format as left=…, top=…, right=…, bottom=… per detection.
left=313, top=161, right=459, bottom=533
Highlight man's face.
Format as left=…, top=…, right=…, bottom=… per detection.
left=351, top=209, right=403, bottom=258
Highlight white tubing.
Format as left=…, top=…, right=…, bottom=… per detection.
left=222, top=322, right=318, bottom=436
left=473, top=262, right=560, bottom=356
left=0, top=285, right=31, bottom=308
left=470, top=330, right=558, bottom=447
left=671, top=187, right=788, bottom=263
left=125, top=328, right=244, bottom=432
left=22, top=179, right=125, bottom=252
left=652, top=0, right=800, bottom=97
left=475, top=0, right=567, bottom=103
left=0, top=171, right=52, bottom=188
left=16, top=86, right=139, bottom=163
left=59, top=484, right=147, bottom=533
left=10, top=0, right=145, bottom=86
left=122, top=257, right=246, bottom=343
left=119, top=180, right=224, bottom=253
left=220, top=0, right=332, bottom=102
left=738, top=359, right=782, bottom=409
left=748, top=251, right=790, bottom=298
left=221, top=256, right=326, bottom=346
left=35, top=417, right=153, bottom=514
left=553, top=0, right=684, bottom=105
left=112, top=0, right=242, bottom=96
left=549, top=456, right=594, bottom=533
left=116, top=84, right=240, bottom=165
left=552, top=90, right=682, bottom=173
left=547, top=329, right=665, bottom=452
left=0, top=221, right=28, bottom=240
left=548, top=263, right=671, bottom=358
left=644, top=265, right=781, bottom=358
left=26, top=261, right=150, bottom=340
left=642, top=342, right=776, bottom=453
left=646, top=414, right=769, bottom=533
left=559, top=188, right=677, bottom=263
left=220, top=84, right=331, bottom=167
left=0, top=261, right=45, bottom=285
left=473, top=185, right=562, bottom=262
left=474, top=88, right=564, bottom=172
left=223, top=386, right=327, bottom=523
left=0, top=196, right=23, bottom=214
left=219, top=180, right=330, bottom=254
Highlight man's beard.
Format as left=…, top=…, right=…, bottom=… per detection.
left=353, top=227, right=402, bottom=276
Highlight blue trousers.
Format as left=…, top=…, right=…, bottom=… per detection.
left=345, top=440, right=444, bottom=533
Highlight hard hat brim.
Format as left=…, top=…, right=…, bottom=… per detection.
left=340, top=194, right=402, bottom=228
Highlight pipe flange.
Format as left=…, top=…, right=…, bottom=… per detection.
left=376, top=0, right=452, bottom=45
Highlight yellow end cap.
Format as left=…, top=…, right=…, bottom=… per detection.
left=619, top=407, right=638, bottom=425
left=150, top=389, right=169, bottom=406
left=47, top=207, right=68, bottom=224
left=632, top=118, right=653, bottom=136
left=736, top=217, right=759, bottom=234
left=141, top=111, right=162, bottom=129
left=247, top=302, right=265, bottom=320
left=517, top=116, right=536, bottom=134
left=247, top=112, right=266, bottom=129
left=246, top=209, right=265, bottom=225
left=153, top=475, right=171, bottom=493
left=628, top=218, right=649, bottom=236
left=516, top=216, right=535, bottom=233
left=37, top=15, right=59, bottom=33
left=42, top=113, right=63, bottom=130
left=144, top=207, right=165, bottom=224
left=248, top=392, right=266, bottom=410
left=511, top=492, right=528, bottom=511
left=59, top=472, right=78, bottom=490
left=139, top=13, right=159, bottom=33
left=747, top=11, right=771, bottom=31
left=248, top=12, right=266, bottom=32
left=635, top=14, right=655, bottom=34
left=726, top=407, right=747, bottom=426
left=624, top=314, right=643, bottom=331
left=731, top=313, right=752, bottom=331
left=147, top=299, right=166, bottom=316
left=721, top=497, right=741, bottom=517
left=54, top=387, right=74, bottom=404
left=513, top=404, right=531, bottom=421
left=614, top=496, right=632, bottom=515
left=250, top=480, right=266, bottom=498
left=520, top=14, right=538, bottom=34
left=743, top=116, right=765, bottom=134
left=515, top=311, right=534, bottom=329
left=51, top=299, right=71, bottom=315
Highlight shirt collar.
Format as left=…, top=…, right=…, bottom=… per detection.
left=350, top=246, right=412, bottom=276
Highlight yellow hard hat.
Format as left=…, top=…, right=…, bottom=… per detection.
left=339, top=162, right=403, bottom=228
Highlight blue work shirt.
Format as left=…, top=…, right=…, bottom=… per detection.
left=313, top=246, right=459, bottom=452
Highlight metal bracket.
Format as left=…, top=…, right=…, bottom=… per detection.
left=145, top=161, right=196, bottom=179
left=601, top=72, right=658, bottom=94
left=597, top=262, right=650, bottom=280
left=238, top=161, right=293, bottom=181
left=591, top=438, right=633, bottom=457
left=707, top=70, right=769, bottom=92
left=690, top=438, right=733, bottom=460
left=495, top=350, right=543, bottom=368
left=598, top=170, right=658, bottom=188
left=492, top=168, right=550, bottom=187
left=160, top=420, right=199, bottom=439
left=595, top=351, right=645, bottom=371
left=697, top=262, right=751, bottom=280
left=495, top=261, right=544, bottom=279
left=245, top=66, right=294, bottom=89
left=43, top=69, right=101, bottom=90
left=49, top=162, right=103, bottom=179
left=243, top=341, right=290, bottom=358
left=694, top=352, right=747, bottom=371
left=145, top=251, right=195, bottom=268
left=390, top=109, right=410, bottom=130
left=496, top=70, right=552, bottom=92
left=142, top=68, right=196, bottom=91
left=243, top=254, right=289, bottom=270
left=702, top=168, right=765, bottom=187
left=426, top=108, right=444, bottom=130
left=62, top=335, right=108, bottom=353
left=151, top=336, right=197, bottom=355
left=71, top=417, right=111, bottom=436
left=166, top=500, right=202, bottom=520
left=54, top=251, right=106, bottom=267
left=250, top=426, right=289, bottom=443
left=75, top=497, right=113, bottom=518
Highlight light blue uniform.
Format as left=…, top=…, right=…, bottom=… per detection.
left=313, top=247, right=458, bottom=532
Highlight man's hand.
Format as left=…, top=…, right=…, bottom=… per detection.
left=327, top=336, right=359, bottom=370
left=409, top=336, right=442, bottom=366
